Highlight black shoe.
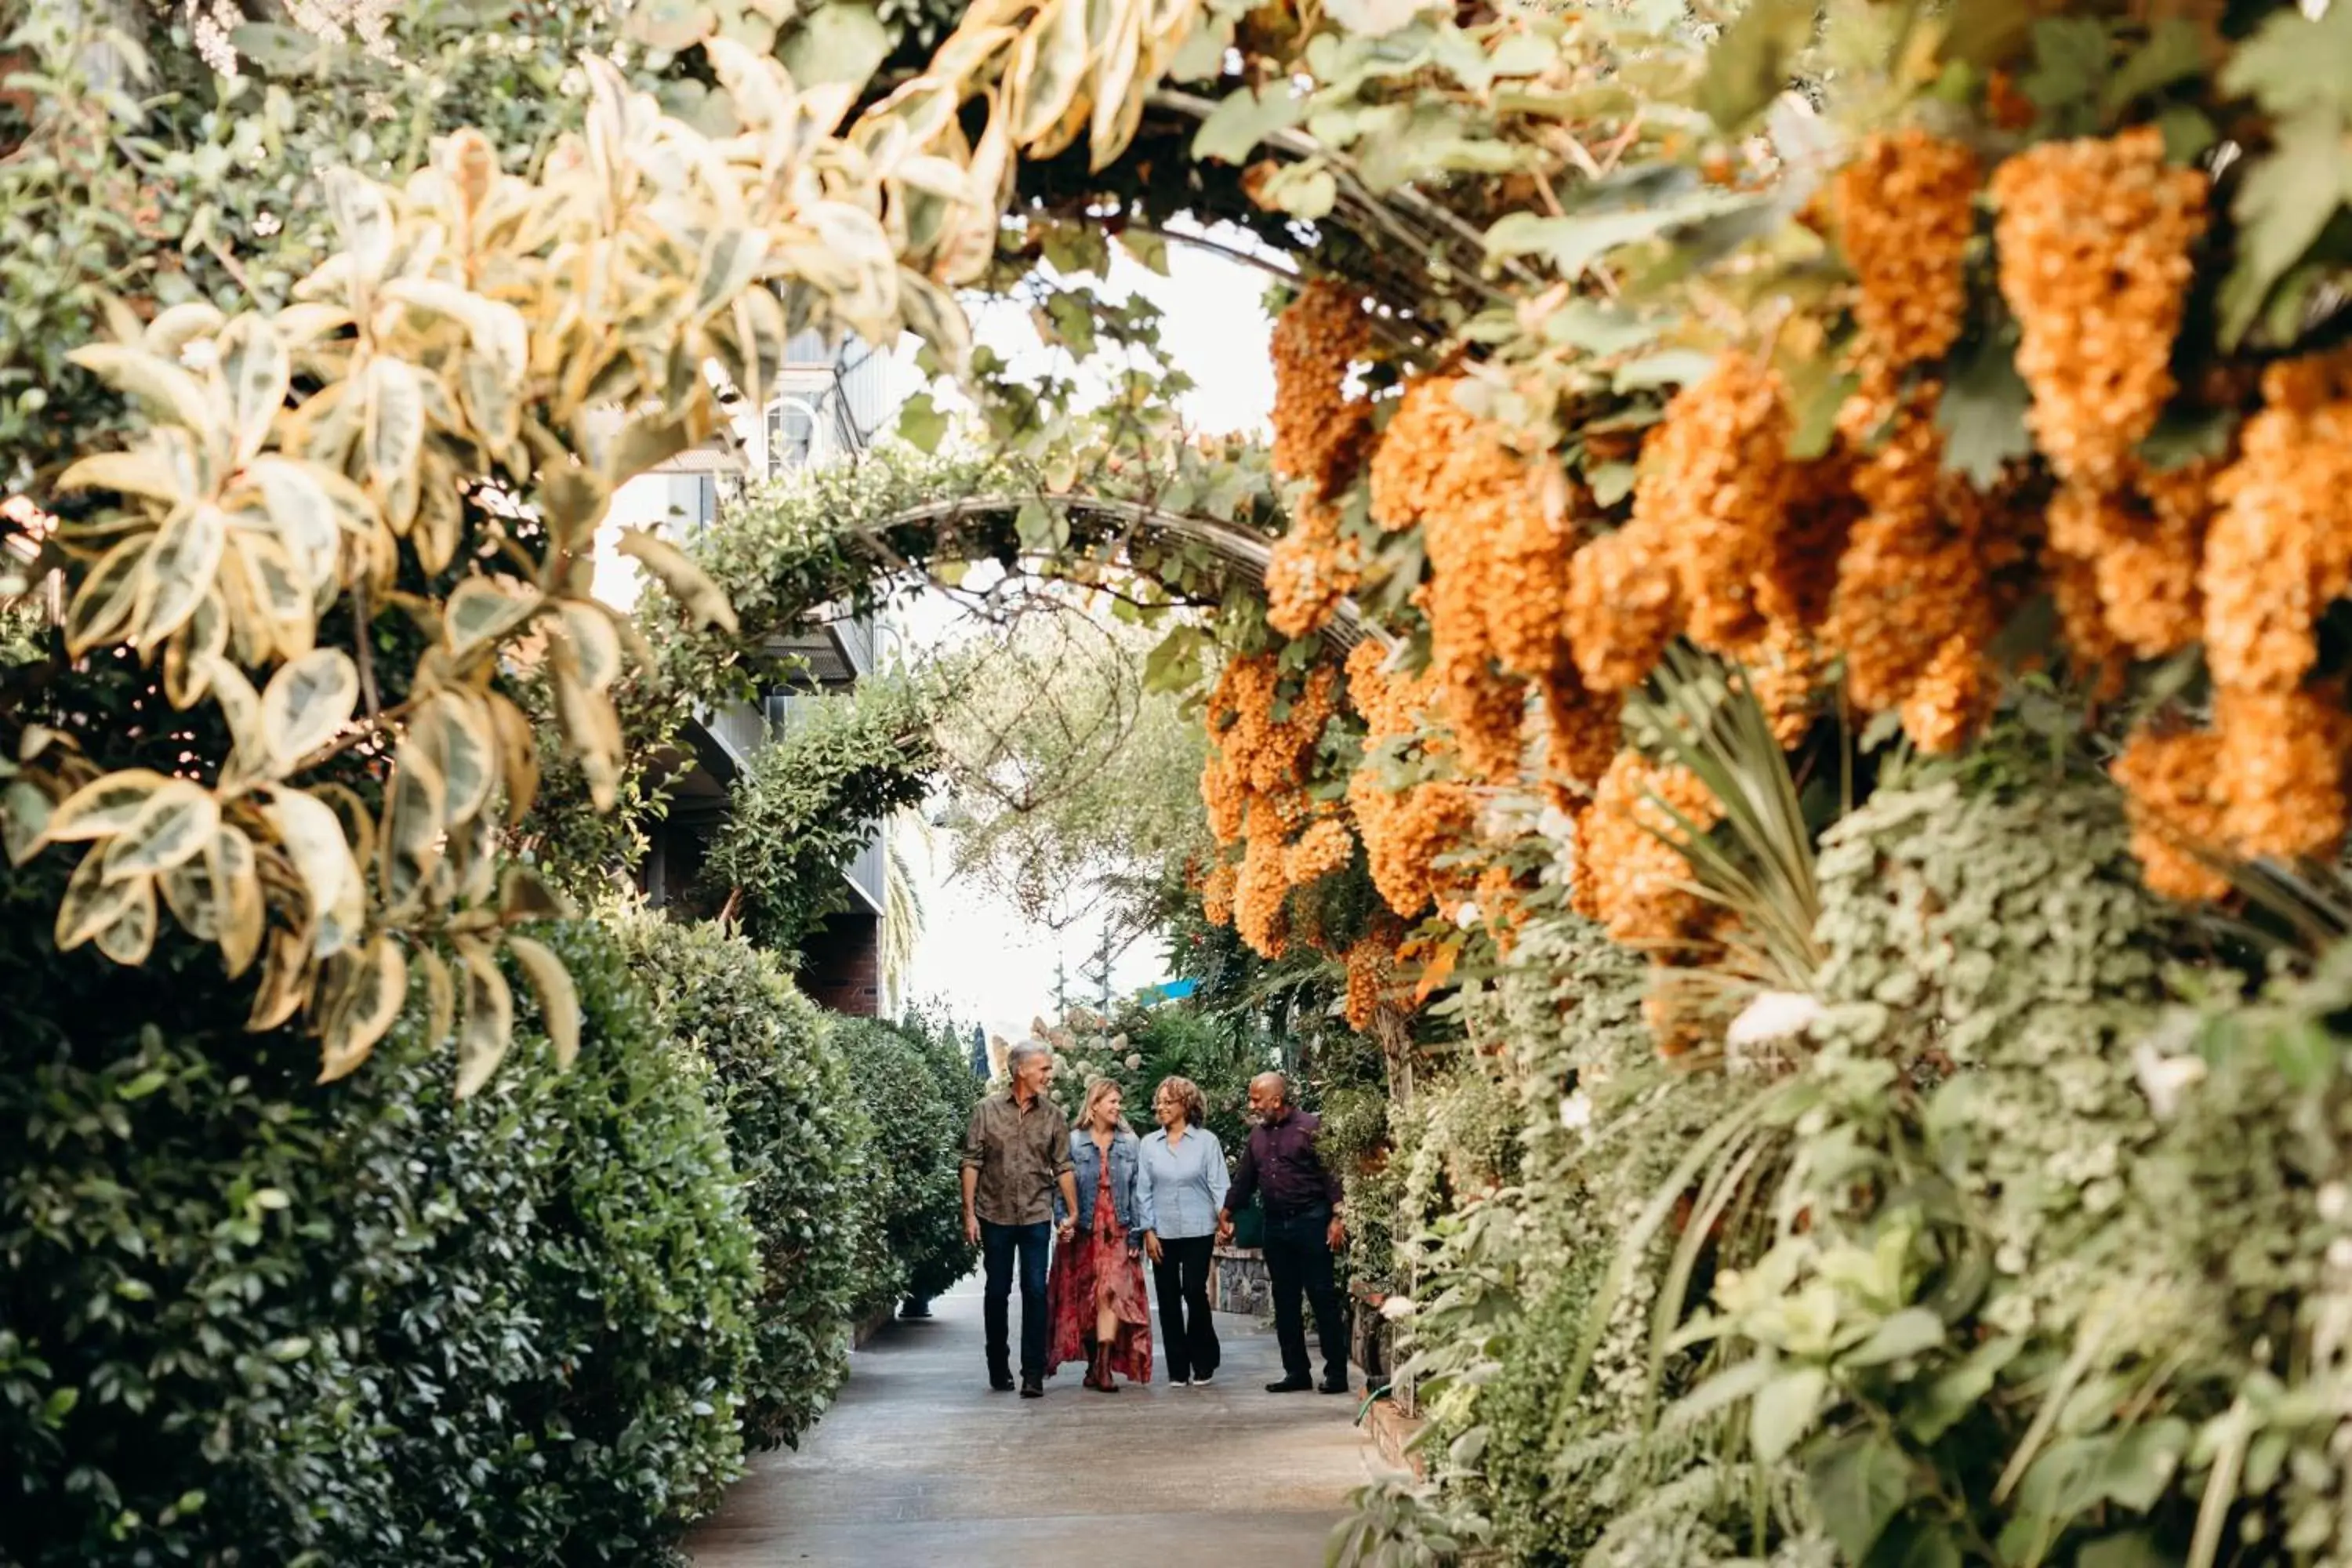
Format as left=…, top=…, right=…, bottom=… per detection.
left=1020, top=1374, right=1045, bottom=1399
left=989, top=1364, right=1014, bottom=1392
left=1266, top=1376, right=1314, bottom=1393
left=1319, top=1377, right=1351, bottom=1396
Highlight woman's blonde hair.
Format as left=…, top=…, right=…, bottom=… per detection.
left=1078, top=1076, right=1131, bottom=1132
left=1152, top=1075, right=1207, bottom=1126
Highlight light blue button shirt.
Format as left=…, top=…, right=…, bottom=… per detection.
left=1136, top=1125, right=1229, bottom=1240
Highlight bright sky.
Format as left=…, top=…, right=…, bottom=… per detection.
left=891, top=231, right=1275, bottom=1040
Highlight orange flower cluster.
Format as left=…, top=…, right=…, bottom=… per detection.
left=1558, top=358, right=1843, bottom=747
left=1835, top=130, right=1980, bottom=368
left=2201, top=357, right=2352, bottom=695
left=1346, top=636, right=1435, bottom=739
left=2047, top=461, right=2213, bottom=663
left=1352, top=773, right=1479, bottom=920
left=1344, top=641, right=1479, bottom=919
left=1265, top=497, right=1363, bottom=640
left=1819, top=372, right=1999, bottom=750
left=1538, top=663, right=1624, bottom=807
left=1343, top=926, right=1400, bottom=1032
left=1283, top=816, right=1356, bottom=884
left=2216, top=687, right=2350, bottom=863
left=2112, top=724, right=2227, bottom=900
left=1266, top=282, right=1380, bottom=641
left=1639, top=352, right=1794, bottom=652
left=2109, top=354, right=2352, bottom=892
left=1201, top=860, right=1237, bottom=926
left=1573, top=751, right=1722, bottom=946
left=1236, top=829, right=1290, bottom=957
left=1991, top=127, right=2208, bottom=492
left=1371, top=376, right=1568, bottom=781
left=1197, top=654, right=1347, bottom=956
left=1272, top=280, right=1376, bottom=502
left=2115, top=690, right=2352, bottom=902
left=1564, top=507, right=1681, bottom=694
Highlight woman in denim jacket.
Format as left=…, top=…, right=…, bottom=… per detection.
left=1046, top=1079, right=1153, bottom=1391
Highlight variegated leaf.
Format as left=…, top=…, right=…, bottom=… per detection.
left=445, top=577, right=543, bottom=662
left=64, top=343, right=218, bottom=440
left=90, top=877, right=160, bottom=966
left=454, top=942, right=516, bottom=1099
left=414, top=691, right=497, bottom=826
left=40, top=769, right=172, bottom=844
left=134, top=503, right=228, bottom=651
left=245, top=926, right=314, bottom=1033
left=318, top=937, right=408, bottom=1083
left=484, top=688, right=541, bottom=826
left=416, top=944, right=456, bottom=1052
left=3, top=780, right=53, bottom=867
left=263, top=786, right=364, bottom=957
left=64, top=535, right=151, bottom=656
left=101, top=780, right=220, bottom=882
left=56, top=846, right=145, bottom=951
left=498, top=862, right=572, bottom=923
left=261, top=649, right=361, bottom=771
left=506, top=933, right=582, bottom=1069
left=215, top=823, right=266, bottom=978
left=56, top=448, right=196, bottom=507
left=554, top=600, right=625, bottom=694
left=362, top=356, right=426, bottom=513
left=616, top=528, right=739, bottom=633
left=217, top=315, right=292, bottom=470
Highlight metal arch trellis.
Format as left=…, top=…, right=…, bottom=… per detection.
left=853, top=492, right=1399, bottom=657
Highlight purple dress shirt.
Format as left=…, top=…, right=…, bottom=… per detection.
left=1225, top=1108, right=1344, bottom=1220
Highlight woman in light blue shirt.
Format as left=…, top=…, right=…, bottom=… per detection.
left=1136, top=1075, right=1229, bottom=1386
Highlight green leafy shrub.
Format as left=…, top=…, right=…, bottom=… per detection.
left=833, top=1014, right=978, bottom=1311
left=611, top=915, right=873, bottom=1451
left=0, top=871, right=760, bottom=1567
left=696, top=679, right=940, bottom=957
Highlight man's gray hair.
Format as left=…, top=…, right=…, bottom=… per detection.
left=1007, top=1040, right=1051, bottom=1073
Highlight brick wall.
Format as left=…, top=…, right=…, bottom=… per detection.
left=799, top=910, right=882, bottom=1017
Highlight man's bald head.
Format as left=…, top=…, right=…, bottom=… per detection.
left=1247, top=1072, right=1290, bottom=1120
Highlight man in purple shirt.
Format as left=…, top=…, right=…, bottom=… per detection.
left=1216, top=1071, right=1350, bottom=1395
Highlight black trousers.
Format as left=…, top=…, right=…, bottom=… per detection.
left=1149, top=1234, right=1221, bottom=1381
left=1262, top=1207, right=1347, bottom=1385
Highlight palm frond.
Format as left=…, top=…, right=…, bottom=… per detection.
left=1624, top=646, right=1831, bottom=995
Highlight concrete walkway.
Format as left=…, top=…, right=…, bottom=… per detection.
left=688, top=1275, right=1372, bottom=1566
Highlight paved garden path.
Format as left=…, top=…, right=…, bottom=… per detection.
left=688, top=1276, right=1374, bottom=1567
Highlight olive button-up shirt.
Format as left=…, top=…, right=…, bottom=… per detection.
left=960, top=1090, right=1075, bottom=1227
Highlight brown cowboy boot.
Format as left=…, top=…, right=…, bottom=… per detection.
left=1089, top=1343, right=1120, bottom=1392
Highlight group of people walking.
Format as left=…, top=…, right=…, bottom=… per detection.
left=959, top=1044, right=1352, bottom=1399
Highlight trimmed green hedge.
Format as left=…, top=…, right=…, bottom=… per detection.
left=833, top=1014, right=979, bottom=1309
left=610, top=916, right=875, bottom=1452
left=1, top=858, right=982, bottom=1564
left=0, top=866, right=760, bottom=1567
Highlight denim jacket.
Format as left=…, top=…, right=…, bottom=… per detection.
left=1058, top=1127, right=1142, bottom=1243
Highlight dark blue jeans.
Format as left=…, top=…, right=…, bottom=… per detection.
left=1263, top=1207, right=1347, bottom=1385
left=980, top=1218, right=1052, bottom=1378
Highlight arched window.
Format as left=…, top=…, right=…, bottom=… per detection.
left=764, top=397, right=824, bottom=477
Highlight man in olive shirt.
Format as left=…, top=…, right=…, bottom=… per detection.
left=961, top=1042, right=1080, bottom=1398
left=1216, top=1071, right=1350, bottom=1395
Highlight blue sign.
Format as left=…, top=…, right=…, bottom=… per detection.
left=1134, top=978, right=1199, bottom=1007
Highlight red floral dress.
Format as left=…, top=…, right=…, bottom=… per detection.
left=1047, top=1152, right=1153, bottom=1383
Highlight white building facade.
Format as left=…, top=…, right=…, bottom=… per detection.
left=597, top=332, right=904, bottom=1015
